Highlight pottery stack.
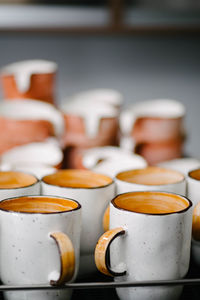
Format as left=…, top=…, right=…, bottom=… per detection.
left=0, top=60, right=64, bottom=177
left=60, top=89, right=123, bottom=168
left=120, top=99, right=186, bottom=165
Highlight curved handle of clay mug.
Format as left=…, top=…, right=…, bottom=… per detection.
left=50, top=232, right=75, bottom=286
left=103, top=206, right=110, bottom=232
left=95, top=227, right=126, bottom=277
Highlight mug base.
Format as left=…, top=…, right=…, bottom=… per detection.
left=3, top=290, right=72, bottom=300
left=116, top=286, right=183, bottom=300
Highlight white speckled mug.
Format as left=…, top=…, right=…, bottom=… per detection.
left=41, top=169, right=115, bottom=277
left=116, top=166, right=186, bottom=196
left=187, top=168, right=200, bottom=208
left=0, top=171, right=40, bottom=200
left=95, top=191, right=192, bottom=300
left=0, top=195, right=81, bottom=300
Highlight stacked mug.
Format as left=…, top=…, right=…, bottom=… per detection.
left=120, top=99, right=185, bottom=165
left=60, top=89, right=123, bottom=168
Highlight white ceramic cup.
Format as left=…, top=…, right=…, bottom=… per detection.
left=0, top=195, right=81, bottom=300
left=187, top=168, right=200, bottom=208
left=41, top=169, right=115, bottom=277
left=95, top=191, right=193, bottom=300
left=116, top=166, right=186, bottom=196
left=157, top=158, right=200, bottom=177
left=1, top=140, right=63, bottom=169
left=82, top=146, right=147, bottom=178
left=0, top=171, right=40, bottom=200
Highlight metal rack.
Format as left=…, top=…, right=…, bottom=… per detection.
left=0, top=261, right=200, bottom=300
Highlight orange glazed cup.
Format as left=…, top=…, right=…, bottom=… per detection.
left=1, top=60, right=57, bottom=105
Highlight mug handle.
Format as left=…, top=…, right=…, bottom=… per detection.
left=95, top=227, right=126, bottom=277
left=50, top=232, right=75, bottom=286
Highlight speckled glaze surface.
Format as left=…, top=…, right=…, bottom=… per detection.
left=187, top=169, right=200, bottom=208
left=116, top=168, right=186, bottom=196
left=0, top=196, right=81, bottom=300
left=0, top=172, right=40, bottom=201
left=109, top=192, right=193, bottom=300
left=41, top=173, right=115, bottom=276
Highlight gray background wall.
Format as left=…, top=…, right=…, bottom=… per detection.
left=0, top=34, right=199, bottom=157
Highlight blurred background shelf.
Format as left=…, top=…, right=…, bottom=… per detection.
left=0, top=0, right=199, bottom=33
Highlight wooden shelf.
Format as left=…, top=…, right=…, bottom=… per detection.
left=0, top=1, right=199, bottom=34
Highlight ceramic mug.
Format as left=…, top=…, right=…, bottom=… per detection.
left=0, top=99, right=64, bottom=154
left=82, top=146, right=147, bottom=178
left=120, top=99, right=185, bottom=163
left=116, top=166, right=186, bottom=196
left=1, top=140, right=63, bottom=169
left=61, top=99, right=119, bottom=149
left=95, top=191, right=193, bottom=300
left=187, top=168, right=200, bottom=208
left=191, top=202, right=200, bottom=266
left=41, top=169, right=115, bottom=277
left=158, top=158, right=200, bottom=177
left=63, top=89, right=123, bottom=110
left=1, top=60, right=57, bottom=104
left=120, top=99, right=185, bottom=145
left=0, top=195, right=81, bottom=300
left=0, top=171, right=40, bottom=200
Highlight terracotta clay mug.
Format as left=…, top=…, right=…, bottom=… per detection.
left=61, top=100, right=119, bottom=149
left=1, top=60, right=57, bottom=105
left=120, top=99, right=185, bottom=163
left=41, top=169, right=115, bottom=277
left=95, top=191, right=193, bottom=300
left=120, top=99, right=185, bottom=145
left=0, top=99, right=64, bottom=154
left=0, top=195, right=81, bottom=300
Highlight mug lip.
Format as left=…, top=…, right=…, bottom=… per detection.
left=188, top=168, right=200, bottom=182
left=0, top=195, right=81, bottom=215
left=0, top=170, right=39, bottom=190
left=111, top=191, right=192, bottom=216
left=41, top=169, right=114, bottom=190
left=115, top=167, right=185, bottom=187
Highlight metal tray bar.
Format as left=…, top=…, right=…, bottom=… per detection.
left=1, top=278, right=200, bottom=291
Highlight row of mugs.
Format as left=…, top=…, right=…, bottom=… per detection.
left=0, top=166, right=200, bottom=300
left=0, top=192, right=193, bottom=300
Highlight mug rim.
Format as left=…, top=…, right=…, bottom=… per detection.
left=115, top=167, right=185, bottom=187
left=0, top=170, right=39, bottom=190
left=188, top=168, right=200, bottom=182
left=111, top=191, right=192, bottom=216
left=0, top=195, right=81, bottom=215
left=41, top=169, right=114, bottom=190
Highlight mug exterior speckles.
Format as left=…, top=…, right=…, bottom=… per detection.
left=0, top=171, right=40, bottom=201
left=115, top=167, right=186, bottom=196
left=187, top=168, right=200, bottom=208
left=95, top=191, right=192, bottom=300
left=41, top=170, right=115, bottom=277
left=0, top=195, right=81, bottom=300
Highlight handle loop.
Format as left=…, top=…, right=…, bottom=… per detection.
left=95, top=227, right=126, bottom=277
left=50, top=232, right=75, bottom=286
